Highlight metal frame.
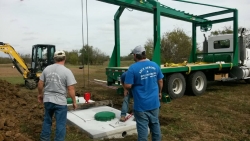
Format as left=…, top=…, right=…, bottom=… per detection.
left=98, top=0, right=238, bottom=84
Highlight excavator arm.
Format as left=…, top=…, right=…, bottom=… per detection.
left=0, top=42, right=30, bottom=79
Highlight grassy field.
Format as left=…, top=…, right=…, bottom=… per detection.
left=0, top=62, right=250, bottom=141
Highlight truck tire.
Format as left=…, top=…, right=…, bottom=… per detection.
left=244, top=79, right=250, bottom=84
left=187, top=71, right=207, bottom=96
left=166, top=73, right=186, bottom=99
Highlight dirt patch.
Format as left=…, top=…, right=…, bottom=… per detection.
left=0, top=79, right=33, bottom=141
left=0, top=78, right=138, bottom=141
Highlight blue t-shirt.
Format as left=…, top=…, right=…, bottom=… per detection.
left=125, top=61, right=164, bottom=112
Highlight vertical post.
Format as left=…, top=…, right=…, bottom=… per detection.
left=152, top=2, right=161, bottom=66
left=108, top=6, right=124, bottom=67
left=233, top=9, right=238, bottom=66
left=189, top=23, right=197, bottom=63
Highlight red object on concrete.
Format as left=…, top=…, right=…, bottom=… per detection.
left=84, top=92, right=91, bottom=103
left=125, top=113, right=133, bottom=121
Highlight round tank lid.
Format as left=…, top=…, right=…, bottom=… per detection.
left=94, top=111, right=116, bottom=122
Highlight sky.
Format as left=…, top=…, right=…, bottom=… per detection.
left=0, top=0, right=250, bottom=57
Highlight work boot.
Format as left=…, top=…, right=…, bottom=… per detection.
left=120, top=116, right=126, bottom=122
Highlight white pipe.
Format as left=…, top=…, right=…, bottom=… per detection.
left=94, top=79, right=119, bottom=85
left=94, top=79, right=107, bottom=83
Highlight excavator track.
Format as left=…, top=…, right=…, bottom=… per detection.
left=25, top=79, right=37, bottom=90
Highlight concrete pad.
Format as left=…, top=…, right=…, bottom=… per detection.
left=67, top=97, right=137, bottom=139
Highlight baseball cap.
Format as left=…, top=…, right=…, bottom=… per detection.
left=54, top=50, right=66, bottom=58
left=130, top=45, right=146, bottom=55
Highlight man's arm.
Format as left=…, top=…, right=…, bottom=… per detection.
left=121, top=82, right=129, bottom=96
left=37, top=80, right=44, bottom=103
left=68, top=85, right=77, bottom=110
left=124, top=84, right=132, bottom=90
left=158, top=79, right=163, bottom=99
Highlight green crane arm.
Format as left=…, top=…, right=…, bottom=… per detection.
left=0, top=42, right=30, bottom=78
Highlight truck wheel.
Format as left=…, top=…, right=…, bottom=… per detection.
left=187, top=71, right=207, bottom=96
left=166, top=73, right=186, bottom=99
left=245, top=79, right=250, bottom=84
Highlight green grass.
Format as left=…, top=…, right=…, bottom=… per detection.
left=1, top=76, right=23, bottom=84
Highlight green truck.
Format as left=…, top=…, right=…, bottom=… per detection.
left=98, top=0, right=250, bottom=99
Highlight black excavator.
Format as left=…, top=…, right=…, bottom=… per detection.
left=0, top=42, right=56, bottom=89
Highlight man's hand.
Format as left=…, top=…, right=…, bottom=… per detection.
left=73, top=103, right=77, bottom=110
left=38, top=94, right=43, bottom=103
left=124, top=89, right=129, bottom=96
left=159, top=93, right=162, bottom=100
left=37, top=80, right=44, bottom=104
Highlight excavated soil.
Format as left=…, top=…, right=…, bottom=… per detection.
left=0, top=79, right=36, bottom=141
left=0, top=79, right=135, bottom=141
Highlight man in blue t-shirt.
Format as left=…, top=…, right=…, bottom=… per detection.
left=124, top=45, right=164, bottom=141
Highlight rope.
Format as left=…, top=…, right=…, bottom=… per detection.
left=164, top=61, right=187, bottom=67
left=186, top=66, right=191, bottom=74
left=126, top=8, right=133, bottom=11
left=81, top=0, right=85, bottom=88
left=219, top=62, right=222, bottom=71
left=86, top=0, right=90, bottom=87
left=69, top=111, right=86, bottom=122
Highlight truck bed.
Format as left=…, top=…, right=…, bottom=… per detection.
left=106, top=62, right=233, bottom=74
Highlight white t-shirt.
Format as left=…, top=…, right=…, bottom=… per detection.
left=40, top=64, right=77, bottom=105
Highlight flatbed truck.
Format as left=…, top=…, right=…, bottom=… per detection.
left=98, top=0, right=250, bottom=99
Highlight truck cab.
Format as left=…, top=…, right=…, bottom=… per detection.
left=203, top=31, right=250, bottom=82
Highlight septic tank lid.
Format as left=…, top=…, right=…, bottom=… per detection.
left=94, top=111, right=116, bottom=121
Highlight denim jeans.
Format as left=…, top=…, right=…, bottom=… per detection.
left=121, top=93, right=131, bottom=116
left=134, top=108, right=161, bottom=141
left=40, top=102, right=67, bottom=141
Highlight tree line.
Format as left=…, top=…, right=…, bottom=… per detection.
left=0, top=45, right=109, bottom=65
left=122, top=26, right=250, bottom=63
left=0, top=54, right=31, bottom=64
left=1, top=26, right=249, bottom=65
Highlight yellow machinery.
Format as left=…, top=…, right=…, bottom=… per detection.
left=0, top=42, right=56, bottom=89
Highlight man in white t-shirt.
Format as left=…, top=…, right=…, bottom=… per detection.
left=38, top=50, right=77, bottom=141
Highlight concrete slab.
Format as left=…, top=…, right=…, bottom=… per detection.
left=67, top=97, right=137, bottom=139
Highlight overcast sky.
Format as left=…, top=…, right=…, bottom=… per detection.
left=0, top=0, right=249, bottom=57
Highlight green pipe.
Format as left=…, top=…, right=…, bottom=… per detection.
left=197, top=17, right=234, bottom=26
left=198, top=9, right=234, bottom=18
left=108, top=6, right=125, bottom=67
left=152, top=1, right=161, bottom=66
left=188, top=23, right=197, bottom=63
left=233, top=10, right=238, bottom=66
left=173, top=0, right=233, bottom=10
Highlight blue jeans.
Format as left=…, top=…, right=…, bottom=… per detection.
left=40, top=102, right=67, bottom=141
left=121, top=93, right=132, bottom=116
left=134, top=108, right=161, bottom=141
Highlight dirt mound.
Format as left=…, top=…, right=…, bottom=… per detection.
left=0, top=79, right=33, bottom=141
left=0, top=79, right=138, bottom=141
